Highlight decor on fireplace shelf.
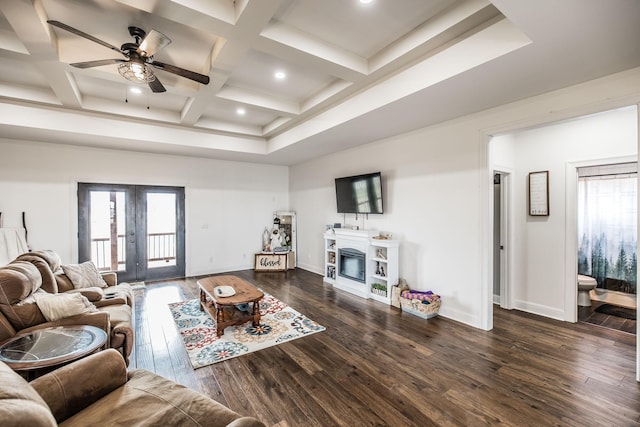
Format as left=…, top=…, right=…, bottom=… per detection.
left=371, top=282, right=387, bottom=296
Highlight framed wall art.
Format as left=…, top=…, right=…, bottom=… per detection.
left=528, top=170, right=549, bottom=216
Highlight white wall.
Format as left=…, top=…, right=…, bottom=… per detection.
left=290, top=67, right=640, bottom=329
left=492, top=106, right=638, bottom=320
left=291, top=119, right=493, bottom=327
left=0, top=140, right=289, bottom=276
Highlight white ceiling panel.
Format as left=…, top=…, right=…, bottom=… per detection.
left=272, top=0, right=457, bottom=58
left=225, top=49, right=335, bottom=102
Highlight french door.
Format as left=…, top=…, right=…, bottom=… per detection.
left=78, top=183, right=185, bottom=282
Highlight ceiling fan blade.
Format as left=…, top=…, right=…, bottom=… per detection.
left=70, top=59, right=127, bottom=69
left=138, top=30, right=171, bottom=57
left=47, top=20, right=123, bottom=55
left=148, top=77, right=166, bottom=93
left=151, top=61, right=210, bottom=85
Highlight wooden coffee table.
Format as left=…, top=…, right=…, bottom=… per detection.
left=197, top=275, right=264, bottom=337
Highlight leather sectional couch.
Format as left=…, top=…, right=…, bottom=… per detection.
left=0, top=348, right=266, bottom=426
left=0, top=251, right=134, bottom=365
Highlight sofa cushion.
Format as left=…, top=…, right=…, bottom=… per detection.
left=59, top=370, right=247, bottom=427
left=61, top=262, right=108, bottom=289
left=97, top=304, right=133, bottom=361
left=14, top=252, right=60, bottom=293
left=22, top=250, right=62, bottom=272
left=0, top=361, right=57, bottom=427
left=30, top=349, right=128, bottom=424
left=0, top=290, right=48, bottom=330
left=33, top=292, right=98, bottom=322
left=0, top=261, right=42, bottom=305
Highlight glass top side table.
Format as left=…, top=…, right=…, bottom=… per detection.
left=0, top=325, right=108, bottom=374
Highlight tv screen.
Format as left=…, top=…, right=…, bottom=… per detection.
left=335, top=172, right=384, bottom=214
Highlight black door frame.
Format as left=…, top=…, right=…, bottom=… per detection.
left=78, top=183, right=185, bottom=282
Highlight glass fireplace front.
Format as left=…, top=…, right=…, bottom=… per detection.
left=338, top=247, right=365, bottom=283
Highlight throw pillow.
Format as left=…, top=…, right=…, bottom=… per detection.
left=61, top=261, right=108, bottom=288
left=32, top=292, right=98, bottom=322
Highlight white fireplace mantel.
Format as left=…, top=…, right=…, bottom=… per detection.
left=323, top=229, right=399, bottom=304
left=334, top=229, right=376, bottom=251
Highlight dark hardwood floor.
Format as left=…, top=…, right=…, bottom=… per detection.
left=129, top=269, right=640, bottom=426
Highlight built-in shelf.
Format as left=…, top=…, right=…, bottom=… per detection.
left=323, top=229, right=399, bottom=305
left=324, top=234, right=337, bottom=283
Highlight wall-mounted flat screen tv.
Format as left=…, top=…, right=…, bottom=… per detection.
left=335, top=172, right=384, bottom=214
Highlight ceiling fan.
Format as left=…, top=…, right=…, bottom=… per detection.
left=47, top=20, right=210, bottom=93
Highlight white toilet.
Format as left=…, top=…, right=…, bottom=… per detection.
left=577, top=274, right=597, bottom=307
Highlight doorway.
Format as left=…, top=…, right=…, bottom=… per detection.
left=493, top=171, right=512, bottom=310
left=575, top=162, right=637, bottom=333
left=78, top=183, right=185, bottom=282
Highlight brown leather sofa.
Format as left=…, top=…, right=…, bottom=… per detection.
left=15, top=250, right=134, bottom=308
left=0, top=256, right=134, bottom=365
left=0, top=349, right=266, bottom=427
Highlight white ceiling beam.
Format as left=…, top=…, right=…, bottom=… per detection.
left=0, top=101, right=267, bottom=154
left=0, top=0, right=55, bottom=58
left=0, top=82, right=59, bottom=105
left=114, top=0, right=237, bottom=29
left=217, top=86, right=299, bottom=115
left=262, top=117, right=291, bottom=135
left=0, top=28, right=29, bottom=55
left=33, top=63, right=82, bottom=107
left=369, top=0, right=496, bottom=72
left=194, top=118, right=263, bottom=137
left=0, top=0, right=82, bottom=107
left=301, top=80, right=352, bottom=113
left=179, top=0, right=285, bottom=125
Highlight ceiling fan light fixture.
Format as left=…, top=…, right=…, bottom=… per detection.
left=118, top=61, right=156, bottom=83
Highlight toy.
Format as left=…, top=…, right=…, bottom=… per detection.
left=270, top=228, right=284, bottom=251
left=262, top=227, right=270, bottom=251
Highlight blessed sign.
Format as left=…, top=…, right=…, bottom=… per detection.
left=254, top=253, right=288, bottom=271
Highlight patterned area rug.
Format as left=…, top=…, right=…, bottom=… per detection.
left=168, top=294, right=325, bottom=368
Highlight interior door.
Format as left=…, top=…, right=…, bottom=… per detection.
left=78, top=183, right=185, bottom=282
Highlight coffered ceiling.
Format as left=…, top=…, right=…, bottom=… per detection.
left=0, top=0, right=639, bottom=165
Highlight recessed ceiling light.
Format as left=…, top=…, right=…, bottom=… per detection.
left=129, top=87, right=142, bottom=94
left=274, top=71, right=286, bottom=80
left=360, top=0, right=373, bottom=4
left=236, top=107, right=246, bottom=116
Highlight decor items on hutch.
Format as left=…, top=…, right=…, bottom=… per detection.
left=323, top=229, right=399, bottom=305
left=273, top=211, right=297, bottom=267
left=255, top=211, right=296, bottom=271
left=528, top=171, right=549, bottom=216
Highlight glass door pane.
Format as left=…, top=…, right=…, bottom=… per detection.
left=89, top=190, right=126, bottom=272
left=79, top=183, right=137, bottom=282
left=146, top=192, right=177, bottom=269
